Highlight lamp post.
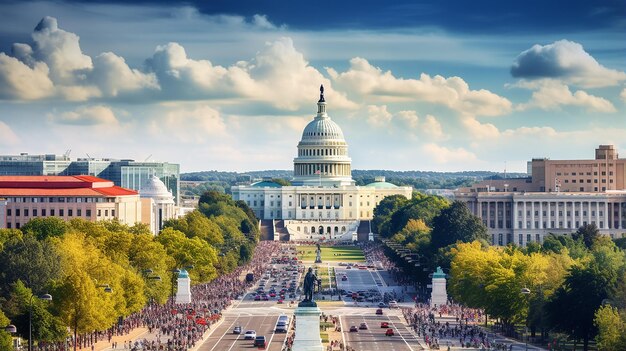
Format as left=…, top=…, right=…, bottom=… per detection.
left=521, top=287, right=531, bottom=351
left=4, top=325, right=16, bottom=351
left=29, top=293, right=52, bottom=351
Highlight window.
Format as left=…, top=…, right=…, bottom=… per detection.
left=111, top=210, right=115, bottom=217
left=50, top=209, right=55, bottom=216
left=32, top=209, right=37, bottom=216
left=15, top=209, right=20, bottom=216
left=97, top=209, right=101, bottom=216
left=59, top=209, right=64, bottom=216
left=41, top=209, right=46, bottom=216
left=105, top=210, right=108, bottom=216
left=77, top=209, right=82, bottom=216
left=86, top=209, right=91, bottom=217
left=6, top=209, right=11, bottom=216
left=68, top=209, right=73, bottom=217
left=6, top=222, right=11, bottom=229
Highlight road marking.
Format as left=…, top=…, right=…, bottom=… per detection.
left=387, top=315, right=418, bottom=351
left=339, top=315, right=346, bottom=351
left=209, top=314, right=241, bottom=351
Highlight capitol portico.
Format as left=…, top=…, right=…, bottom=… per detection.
left=232, top=86, right=412, bottom=241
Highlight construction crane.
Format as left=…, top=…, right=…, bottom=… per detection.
left=64, top=149, right=71, bottom=158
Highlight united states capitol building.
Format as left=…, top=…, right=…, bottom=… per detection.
left=232, top=86, right=412, bottom=241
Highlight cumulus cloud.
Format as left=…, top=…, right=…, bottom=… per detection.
left=366, top=105, right=393, bottom=127
left=621, top=88, right=626, bottom=102
left=327, top=57, right=512, bottom=116
left=511, top=40, right=626, bottom=88
left=0, top=121, right=20, bottom=145
left=422, top=115, right=446, bottom=140
left=422, top=143, right=477, bottom=164
left=518, top=81, right=616, bottom=113
left=149, top=105, right=228, bottom=144
left=396, top=110, right=419, bottom=129
left=0, top=17, right=354, bottom=112
left=52, top=105, right=119, bottom=125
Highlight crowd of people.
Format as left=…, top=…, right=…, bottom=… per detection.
left=35, top=241, right=281, bottom=351
left=403, top=303, right=493, bottom=350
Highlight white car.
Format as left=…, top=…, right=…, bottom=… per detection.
left=389, top=300, right=398, bottom=308
left=244, top=330, right=256, bottom=339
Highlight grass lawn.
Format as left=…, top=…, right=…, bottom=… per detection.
left=297, top=245, right=365, bottom=262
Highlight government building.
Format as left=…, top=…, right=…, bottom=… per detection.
left=231, top=86, right=412, bottom=241
left=455, top=145, right=626, bottom=246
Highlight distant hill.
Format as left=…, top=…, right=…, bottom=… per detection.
left=180, top=169, right=527, bottom=197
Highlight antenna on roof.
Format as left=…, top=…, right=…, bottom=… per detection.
left=504, top=161, right=507, bottom=179
left=64, top=149, right=71, bottom=158
left=86, top=153, right=92, bottom=160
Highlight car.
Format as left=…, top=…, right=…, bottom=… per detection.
left=233, top=326, right=242, bottom=334
left=389, top=300, right=399, bottom=308
left=261, top=295, right=269, bottom=301
left=376, top=308, right=383, bottom=315
left=349, top=326, right=358, bottom=332
left=244, top=330, right=256, bottom=339
left=277, top=299, right=284, bottom=304
left=269, top=292, right=276, bottom=298
left=359, top=322, right=368, bottom=330
left=253, top=335, right=267, bottom=347
left=341, top=276, right=348, bottom=281
left=275, top=322, right=288, bottom=333
left=254, top=295, right=261, bottom=301
left=385, top=328, right=395, bottom=336
left=346, top=266, right=352, bottom=270
left=380, top=322, right=389, bottom=328
left=378, top=302, right=386, bottom=308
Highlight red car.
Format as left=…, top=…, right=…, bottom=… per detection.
left=277, top=299, right=284, bottom=304
left=254, top=295, right=261, bottom=301
left=385, top=328, right=395, bottom=336
left=380, top=322, right=389, bottom=328
left=269, top=293, right=276, bottom=298
left=376, top=308, right=383, bottom=315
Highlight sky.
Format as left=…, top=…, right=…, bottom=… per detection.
left=0, top=0, right=625, bottom=173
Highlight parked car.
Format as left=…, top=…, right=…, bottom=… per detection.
left=341, top=275, right=348, bottom=281
left=349, top=326, right=358, bottom=332
left=376, top=308, right=383, bottom=315
left=385, top=328, right=395, bottom=336
left=378, top=302, right=386, bottom=308
left=359, top=322, right=368, bottom=330
left=389, top=300, right=399, bottom=308
left=380, top=322, right=389, bottom=328
left=244, top=330, right=256, bottom=339
left=233, top=326, right=242, bottom=334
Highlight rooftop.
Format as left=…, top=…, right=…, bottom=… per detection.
left=0, top=175, right=138, bottom=197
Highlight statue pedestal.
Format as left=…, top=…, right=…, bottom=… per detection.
left=293, top=306, right=324, bottom=351
left=430, top=268, right=447, bottom=307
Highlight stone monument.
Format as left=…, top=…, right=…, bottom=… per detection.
left=293, top=267, right=323, bottom=351
left=175, top=269, right=192, bottom=304
left=430, top=266, right=447, bottom=307
left=314, top=243, right=322, bottom=263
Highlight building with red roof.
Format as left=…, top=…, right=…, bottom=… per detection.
left=0, top=175, right=142, bottom=229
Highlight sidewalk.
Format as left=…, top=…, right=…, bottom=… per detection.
left=80, top=327, right=149, bottom=351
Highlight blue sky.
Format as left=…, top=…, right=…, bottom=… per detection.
left=0, top=0, right=624, bottom=173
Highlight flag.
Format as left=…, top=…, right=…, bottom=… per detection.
left=315, top=169, right=321, bottom=175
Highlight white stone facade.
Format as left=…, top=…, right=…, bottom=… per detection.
left=231, top=86, right=412, bottom=241
left=455, top=190, right=626, bottom=246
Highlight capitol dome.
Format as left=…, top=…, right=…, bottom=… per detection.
left=292, top=85, right=354, bottom=187
left=140, top=175, right=174, bottom=200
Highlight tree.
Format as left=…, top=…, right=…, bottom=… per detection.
left=385, top=193, right=449, bottom=237
left=372, top=195, right=409, bottom=237
left=156, top=228, right=218, bottom=284
left=0, top=233, right=62, bottom=297
left=594, top=305, right=626, bottom=351
left=21, top=217, right=68, bottom=240
left=545, top=247, right=624, bottom=351
left=0, top=309, right=13, bottom=351
left=3, top=280, right=67, bottom=343
left=430, top=201, right=488, bottom=251
left=573, top=223, right=600, bottom=249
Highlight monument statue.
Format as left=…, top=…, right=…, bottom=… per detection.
left=315, top=243, right=322, bottom=263
left=300, top=267, right=318, bottom=307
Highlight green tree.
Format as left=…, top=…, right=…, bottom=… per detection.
left=546, top=244, right=625, bottom=351
left=594, top=305, right=626, bottom=351
left=0, top=309, right=13, bottom=350
left=0, top=233, right=62, bottom=297
left=430, top=201, right=488, bottom=251
left=0, top=228, right=22, bottom=252
left=372, top=195, right=410, bottom=237
left=386, top=193, right=449, bottom=237
left=156, top=228, right=218, bottom=284
left=3, top=280, right=67, bottom=343
left=573, top=223, right=600, bottom=249
left=21, top=217, right=69, bottom=240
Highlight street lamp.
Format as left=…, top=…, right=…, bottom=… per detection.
left=521, top=288, right=531, bottom=351
left=29, top=293, right=52, bottom=351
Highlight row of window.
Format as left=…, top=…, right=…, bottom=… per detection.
left=555, top=170, right=613, bottom=176
left=298, top=148, right=347, bottom=157
left=6, top=208, right=114, bottom=218
left=7, top=197, right=108, bottom=203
